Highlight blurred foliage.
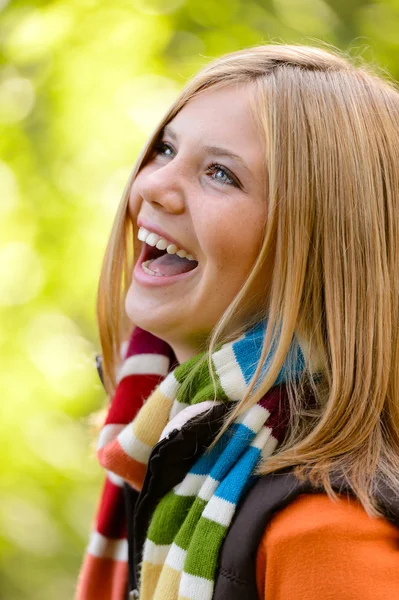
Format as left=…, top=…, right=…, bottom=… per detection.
left=0, top=0, right=398, bottom=598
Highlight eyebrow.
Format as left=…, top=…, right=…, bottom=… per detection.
left=162, top=125, right=253, bottom=176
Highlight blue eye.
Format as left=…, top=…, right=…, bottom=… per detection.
left=206, top=163, right=237, bottom=187
left=154, top=141, right=174, bottom=158
left=153, top=141, right=240, bottom=188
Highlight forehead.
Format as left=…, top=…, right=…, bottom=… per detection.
left=167, top=83, right=265, bottom=175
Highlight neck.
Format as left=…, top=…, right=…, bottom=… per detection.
left=145, top=331, right=207, bottom=365
left=168, top=340, right=207, bottom=364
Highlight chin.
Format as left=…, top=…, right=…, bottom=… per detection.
left=125, top=290, right=178, bottom=340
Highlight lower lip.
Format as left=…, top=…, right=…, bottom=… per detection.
left=133, top=249, right=199, bottom=287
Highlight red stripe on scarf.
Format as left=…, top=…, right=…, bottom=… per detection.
left=76, top=329, right=175, bottom=600
left=105, top=374, right=165, bottom=425
left=76, top=554, right=128, bottom=600
left=96, top=478, right=127, bottom=538
left=98, top=440, right=147, bottom=491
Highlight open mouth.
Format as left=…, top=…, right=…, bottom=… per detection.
left=140, top=243, right=199, bottom=278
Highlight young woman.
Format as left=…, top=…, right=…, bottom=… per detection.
left=76, top=44, right=399, bottom=600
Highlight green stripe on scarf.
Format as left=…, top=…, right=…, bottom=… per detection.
left=173, top=498, right=208, bottom=550
left=138, top=321, right=308, bottom=600
left=183, top=519, right=225, bottom=579
left=146, top=494, right=195, bottom=545
left=174, top=352, right=228, bottom=405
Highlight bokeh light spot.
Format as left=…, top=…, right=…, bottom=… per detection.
left=0, top=161, right=19, bottom=214
left=116, top=74, right=181, bottom=135
left=0, top=242, right=44, bottom=305
left=0, top=73, right=35, bottom=123
left=0, top=494, right=62, bottom=556
left=132, top=0, right=186, bottom=16
left=4, top=5, right=74, bottom=63
left=276, top=0, right=337, bottom=35
left=24, top=413, right=96, bottom=476
left=23, top=312, right=96, bottom=399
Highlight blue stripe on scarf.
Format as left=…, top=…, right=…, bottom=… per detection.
left=214, top=446, right=262, bottom=504
left=189, top=422, right=255, bottom=479
left=232, top=321, right=305, bottom=386
left=189, top=434, right=229, bottom=475
left=209, top=423, right=257, bottom=482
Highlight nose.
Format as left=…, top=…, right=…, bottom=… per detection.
left=136, top=159, right=186, bottom=215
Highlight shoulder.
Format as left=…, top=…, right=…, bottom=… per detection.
left=256, top=493, right=399, bottom=600
left=265, top=492, right=397, bottom=545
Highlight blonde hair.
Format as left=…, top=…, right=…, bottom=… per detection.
left=97, top=43, right=399, bottom=514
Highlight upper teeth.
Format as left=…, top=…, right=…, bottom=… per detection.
left=138, top=227, right=196, bottom=261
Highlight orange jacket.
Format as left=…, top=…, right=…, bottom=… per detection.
left=256, top=494, right=399, bottom=599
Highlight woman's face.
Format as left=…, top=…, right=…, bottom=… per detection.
left=126, top=83, right=271, bottom=362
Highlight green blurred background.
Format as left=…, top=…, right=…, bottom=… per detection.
left=0, top=0, right=398, bottom=598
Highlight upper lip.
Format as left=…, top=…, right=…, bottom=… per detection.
left=137, top=218, right=195, bottom=257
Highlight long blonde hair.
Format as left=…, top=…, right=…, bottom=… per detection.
left=97, top=43, right=399, bottom=514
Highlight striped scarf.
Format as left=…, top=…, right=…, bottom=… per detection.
left=76, top=323, right=305, bottom=600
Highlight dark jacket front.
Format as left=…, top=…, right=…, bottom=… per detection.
left=125, top=403, right=228, bottom=598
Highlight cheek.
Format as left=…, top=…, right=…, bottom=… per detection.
left=128, top=181, right=142, bottom=221
left=205, top=216, right=263, bottom=272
